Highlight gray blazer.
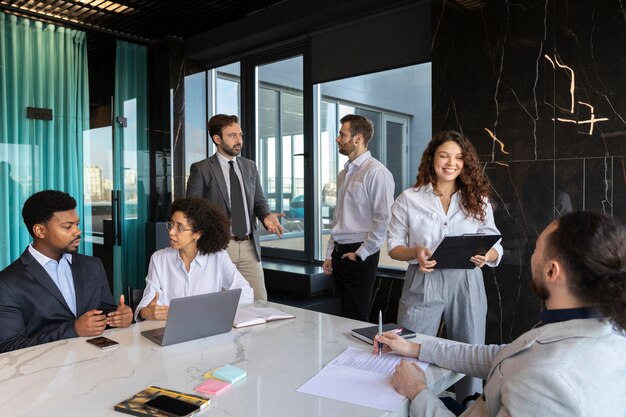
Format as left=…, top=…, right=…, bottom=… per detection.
left=186, top=154, right=271, bottom=261
left=412, top=318, right=626, bottom=417
left=0, top=248, right=118, bottom=353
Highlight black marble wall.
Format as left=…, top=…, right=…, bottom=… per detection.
left=148, top=39, right=185, bottom=222
left=432, top=0, right=626, bottom=343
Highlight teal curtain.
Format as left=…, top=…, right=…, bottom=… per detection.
left=112, top=40, right=149, bottom=296
left=0, top=12, right=90, bottom=269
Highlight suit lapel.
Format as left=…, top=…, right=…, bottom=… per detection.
left=210, top=154, right=231, bottom=212
left=70, top=256, right=86, bottom=314
left=20, top=249, right=73, bottom=314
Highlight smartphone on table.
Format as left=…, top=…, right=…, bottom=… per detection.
left=86, top=336, right=119, bottom=350
left=144, top=395, right=201, bottom=417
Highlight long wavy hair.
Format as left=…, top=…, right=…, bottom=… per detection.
left=414, top=130, right=490, bottom=222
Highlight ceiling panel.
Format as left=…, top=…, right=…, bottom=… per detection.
left=0, top=0, right=290, bottom=43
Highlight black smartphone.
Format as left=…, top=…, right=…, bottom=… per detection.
left=86, top=336, right=119, bottom=350
left=144, top=395, right=200, bottom=417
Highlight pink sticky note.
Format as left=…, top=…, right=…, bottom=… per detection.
left=195, top=378, right=231, bottom=395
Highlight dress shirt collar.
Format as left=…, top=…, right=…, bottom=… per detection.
left=422, top=183, right=435, bottom=194
left=28, top=244, right=73, bottom=267
left=539, top=306, right=603, bottom=326
left=420, top=182, right=460, bottom=197
left=216, top=151, right=237, bottom=165
left=343, top=150, right=371, bottom=171
left=175, top=249, right=207, bottom=269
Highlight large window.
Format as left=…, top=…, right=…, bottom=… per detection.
left=183, top=62, right=241, bottom=183
left=315, top=63, right=432, bottom=269
left=182, top=56, right=431, bottom=270
left=256, top=56, right=305, bottom=252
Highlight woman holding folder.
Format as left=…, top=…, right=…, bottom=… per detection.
left=135, top=198, right=253, bottom=321
left=387, top=130, right=502, bottom=402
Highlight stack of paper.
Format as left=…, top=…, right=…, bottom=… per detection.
left=297, top=346, right=429, bottom=411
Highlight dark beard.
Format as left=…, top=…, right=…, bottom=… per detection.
left=63, top=237, right=81, bottom=253
left=222, top=144, right=241, bottom=157
left=530, top=278, right=549, bottom=300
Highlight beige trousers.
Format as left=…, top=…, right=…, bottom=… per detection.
left=226, top=240, right=267, bottom=301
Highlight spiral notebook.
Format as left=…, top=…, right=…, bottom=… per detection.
left=297, top=346, right=428, bottom=411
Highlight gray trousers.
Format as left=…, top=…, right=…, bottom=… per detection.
left=398, top=265, right=487, bottom=402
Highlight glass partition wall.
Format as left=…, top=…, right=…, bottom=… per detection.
left=182, top=58, right=431, bottom=270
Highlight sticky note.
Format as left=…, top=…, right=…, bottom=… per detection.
left=195, top=379, right=231, bottom=395
left=203, top=367, right=222, bottom=380
left=212, top=364, right=246, bottom=384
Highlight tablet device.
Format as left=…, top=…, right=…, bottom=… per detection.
left=429, top=234, right=501, bottom=269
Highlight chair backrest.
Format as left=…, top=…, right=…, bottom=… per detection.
left=126, top=286, right=144, bottom=320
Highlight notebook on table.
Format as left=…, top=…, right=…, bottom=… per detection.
left=351, top=323, right=416, bottom=344
left=233, top=306, right=295, bottom=328
left=141, top=288, right=241, bottom=346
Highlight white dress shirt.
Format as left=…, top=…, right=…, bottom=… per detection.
left=387, top=184, right=503, bottom=266
left=326, top=151, right=395, bottom=260
left=28, top=245, right=77, bottom=316
left=216, top=152, right=252, bottom=235
left=135, top=247, right=254, bottom=320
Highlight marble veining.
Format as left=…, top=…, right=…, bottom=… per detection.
left=433, top=0, right=626, bottom=343
left=0, top=302, right=461, bottom=417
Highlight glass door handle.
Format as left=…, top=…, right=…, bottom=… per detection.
left=111, top=190, right=122, bottom=246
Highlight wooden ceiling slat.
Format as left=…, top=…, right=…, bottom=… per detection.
left=1, top=0, right=290, bottom=41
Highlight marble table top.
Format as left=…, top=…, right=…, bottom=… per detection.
left=0, top=302, right=463, bottom=417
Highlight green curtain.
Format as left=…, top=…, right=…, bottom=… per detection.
left=0, top=12, right=90, bottom=269
left=112, top=40, right=149, bottom=296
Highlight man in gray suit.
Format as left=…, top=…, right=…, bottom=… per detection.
left=186, top=114, right=284, bottom=301
left=0, top=190, right=133, bottom=353
left=376, top=211, right=626, bottom=417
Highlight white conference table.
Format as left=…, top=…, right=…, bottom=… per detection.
left=0, top=302, right=462, bottom=417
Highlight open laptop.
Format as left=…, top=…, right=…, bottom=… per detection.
left=141, top=288, right=242, bottom=346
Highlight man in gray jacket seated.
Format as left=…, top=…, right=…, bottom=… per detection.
left=376, top=211, right=626, bottom=417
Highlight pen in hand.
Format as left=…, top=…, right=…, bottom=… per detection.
left=378, top=310, right=383, bottom=355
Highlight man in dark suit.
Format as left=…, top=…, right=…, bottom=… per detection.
left=0, top=190, right=133, bottom=353
left=186, top=114, right=284, bottom=301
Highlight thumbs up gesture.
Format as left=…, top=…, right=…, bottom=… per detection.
left=139, top=292, right=169, bottom=321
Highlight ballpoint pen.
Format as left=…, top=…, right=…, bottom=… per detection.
left=378, top=309, right=383, bottom=355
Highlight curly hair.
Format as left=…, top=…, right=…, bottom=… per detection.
left=545, top=211, right=626, bottom=332
left=414, top=130, right=490, bottom=222
left=22, top=190, right=76, bottom=237
left=170, top=198, right=230, bottom=255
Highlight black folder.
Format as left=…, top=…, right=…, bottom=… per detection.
left=429, top=234, right=501, bottom=269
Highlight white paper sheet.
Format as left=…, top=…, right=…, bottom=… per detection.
left=297, top=346, right=429, bottom=411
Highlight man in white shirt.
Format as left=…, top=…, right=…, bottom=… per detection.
left=323, top=115, right=395, bottom=321
left=186, top=114, right=284, bottom=301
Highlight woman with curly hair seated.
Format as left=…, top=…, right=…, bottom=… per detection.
left=135, top=198, right=253, bottom=321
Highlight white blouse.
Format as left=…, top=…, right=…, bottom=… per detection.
left=387, top=183, right=503, bottom=266
left=135, top=247, right=254, bottom=321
